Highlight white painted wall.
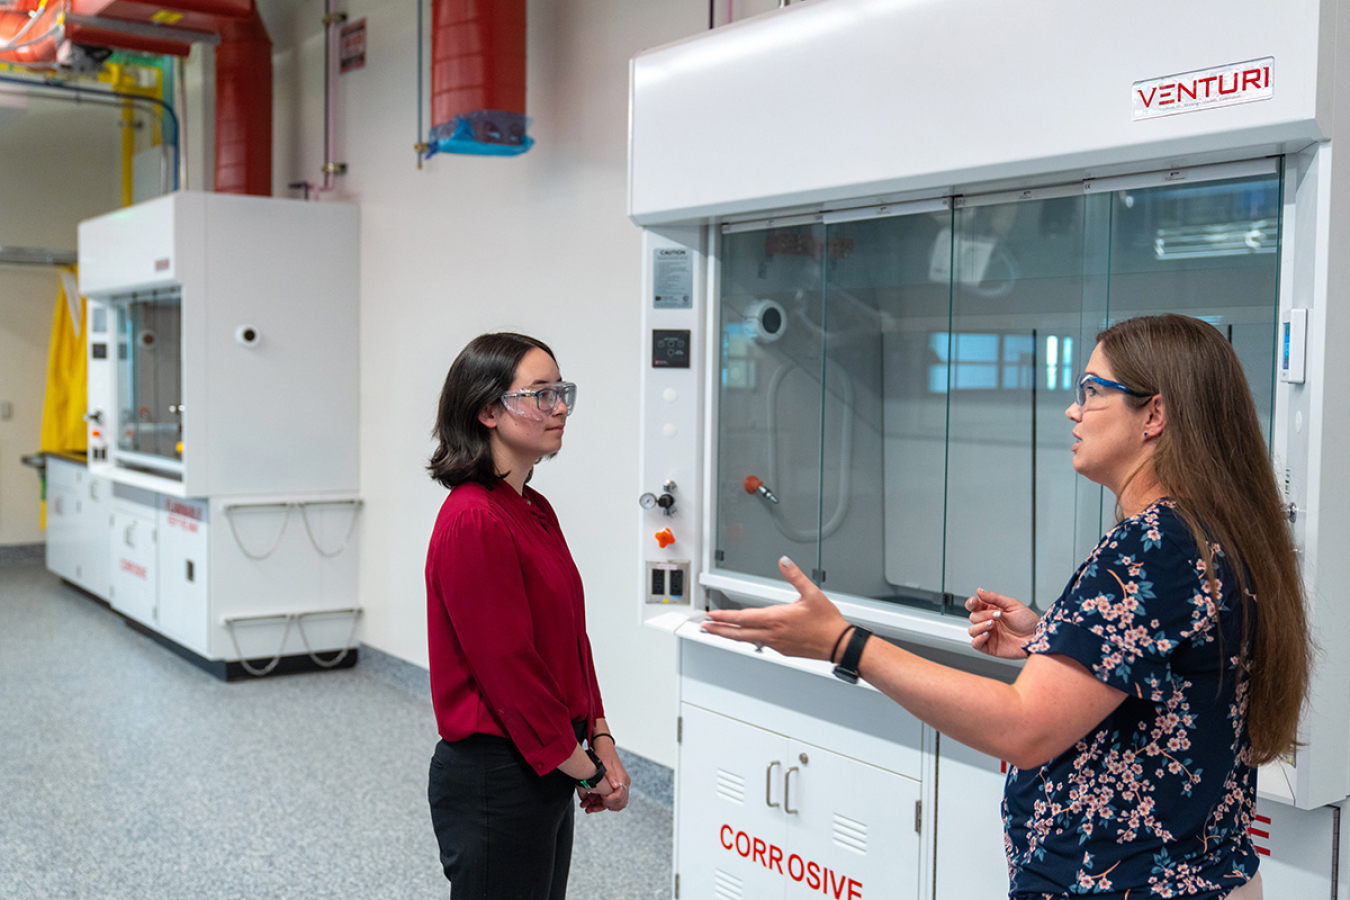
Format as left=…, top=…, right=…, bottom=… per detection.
left=265, top=0, right=704, bottom=768
left=0, top=98, right=120, bottom=546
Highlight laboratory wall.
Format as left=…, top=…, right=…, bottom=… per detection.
left=262, top=0, right=706, bottom=768
left=0, top=101, right=120, bottom=547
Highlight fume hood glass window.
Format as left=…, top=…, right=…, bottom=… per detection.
left=827, top=211, right=952, bottom=604
left=115, top=290, right=183, bottom=472
left=1104, top=173, right=1281, bottom=443
left=713, top=165, right=1282, bottom=619
left=938, top=193, right=1102, bottom=613
left=716, top=223, right=828, bottom=583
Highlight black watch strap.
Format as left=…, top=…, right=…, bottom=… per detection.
left=577, top=747, right=607, bottom=789
left=832, top=626, right=873, bottom=683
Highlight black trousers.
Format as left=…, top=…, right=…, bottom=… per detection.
left=428, top=733, right=577, bottom=900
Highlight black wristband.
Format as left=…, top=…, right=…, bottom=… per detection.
left=832, top=626, right=873, bottom=684
left=829, top=624, right=854, bottom=664
left=576, top=747, right=607, bottom=789
left=590, top=732, right=614, bottom=747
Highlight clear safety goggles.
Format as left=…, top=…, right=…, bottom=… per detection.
left=1074, top=373, right=1151, bottom=409
left=501, top=381, right=577, bottom=419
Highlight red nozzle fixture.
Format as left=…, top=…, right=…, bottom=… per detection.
left=655, top=528, right=675, bottom=549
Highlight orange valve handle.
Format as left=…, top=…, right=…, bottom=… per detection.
left=655, top=528, right=675, bottom=549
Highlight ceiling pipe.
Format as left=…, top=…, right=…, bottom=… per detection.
left=0, top=1, right=65, bottom=66
left=291, top=0, right=345, bottom=198
left=32, top=0, right=275, bottom=195
left=0, top=72, right=181, bottom=191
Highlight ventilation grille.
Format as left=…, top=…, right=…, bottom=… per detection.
left=716, top=768, right=746, bottom=805
left=833, top=812, right=868, bottom=854
left=714, top=868, right=744, bottom=900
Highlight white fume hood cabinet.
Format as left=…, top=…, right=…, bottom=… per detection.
left=76, top=191, right=362, bottom=679
left=79, top=190, right=359, bottom=499
left=633, top=0, right=1350, bottom=896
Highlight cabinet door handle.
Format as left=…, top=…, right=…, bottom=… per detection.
left=765, top=760, right=781, bottom=808
left=784, top=766, right=800, bottom=815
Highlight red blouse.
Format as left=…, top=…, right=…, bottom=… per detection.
left=425, top=480, right=605, bottom=776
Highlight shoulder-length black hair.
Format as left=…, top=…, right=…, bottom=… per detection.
left=428, top=332, right=557, bottom=489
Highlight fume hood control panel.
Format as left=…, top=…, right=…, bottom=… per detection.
left=639, top=228, right=706, bottom=622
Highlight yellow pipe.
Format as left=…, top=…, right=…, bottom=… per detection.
left=121, top=101, right=135, bottom=206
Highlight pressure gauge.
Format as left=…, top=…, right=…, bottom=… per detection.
left=639, top=493, right=659, bottom=510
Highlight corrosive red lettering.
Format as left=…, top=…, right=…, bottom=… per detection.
left=718, top=824, right=862, bottom=897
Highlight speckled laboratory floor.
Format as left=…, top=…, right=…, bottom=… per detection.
left=0, top=557, right=673, bottom=900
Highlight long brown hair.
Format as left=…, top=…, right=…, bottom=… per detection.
left=1097, top=314, right=1309, bottom=765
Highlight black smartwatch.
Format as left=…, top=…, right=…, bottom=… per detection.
left=576, top=748, right=607, bottom=789
left=832, top=626, right=873, bottom=684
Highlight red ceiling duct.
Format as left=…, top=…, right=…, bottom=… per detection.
left=430, top=0, right=531, bottom=154
left=212, top=7, right=271, bottom=195
left=0, top=0, right=274, bottom=196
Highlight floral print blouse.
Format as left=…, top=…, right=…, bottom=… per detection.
left=1003, top=499, right=1258, bottom=899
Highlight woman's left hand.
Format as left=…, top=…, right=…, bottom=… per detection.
left=578, top=723, right=630, bottom=814
left=701, top=557, right=849, bottom=661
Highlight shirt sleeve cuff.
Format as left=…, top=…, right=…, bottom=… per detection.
left=526, top=730, right=582, bottom=777
left=1028, top=619, right=1172, bottom=699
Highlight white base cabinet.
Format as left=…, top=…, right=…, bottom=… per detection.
left=105, top=483, right=361, bottom=678
left=674, top=624, right=1346, bottom=899
left=45, top=455, right=111, bottom=600
left=680, top=705, right=922, bottom=900
left=676, top=627, right=931, bottom=900
left=109, top=490, right=157, bottom=623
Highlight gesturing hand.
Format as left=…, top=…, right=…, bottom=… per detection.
left=965, top=588, right=1039, bottom=660
left=701, top=557, right=849, bottom=662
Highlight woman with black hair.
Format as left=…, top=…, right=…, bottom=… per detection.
left=424, top=332, right=628, bottom=900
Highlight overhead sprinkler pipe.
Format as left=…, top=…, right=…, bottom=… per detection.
left=0, top=72, right=181, bottom=191
left=311, top=0, right=346, bottom=196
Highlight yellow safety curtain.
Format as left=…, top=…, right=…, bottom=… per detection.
left=38, top=268, right=87, bottom=528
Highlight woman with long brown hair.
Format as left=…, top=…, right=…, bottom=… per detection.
left=702, top=314, right=1310, bottom=899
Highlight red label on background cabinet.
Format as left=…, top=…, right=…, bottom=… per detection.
left=166, top=514, right=199, bottom=534
left=164, top=500, right=202, bottom=520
